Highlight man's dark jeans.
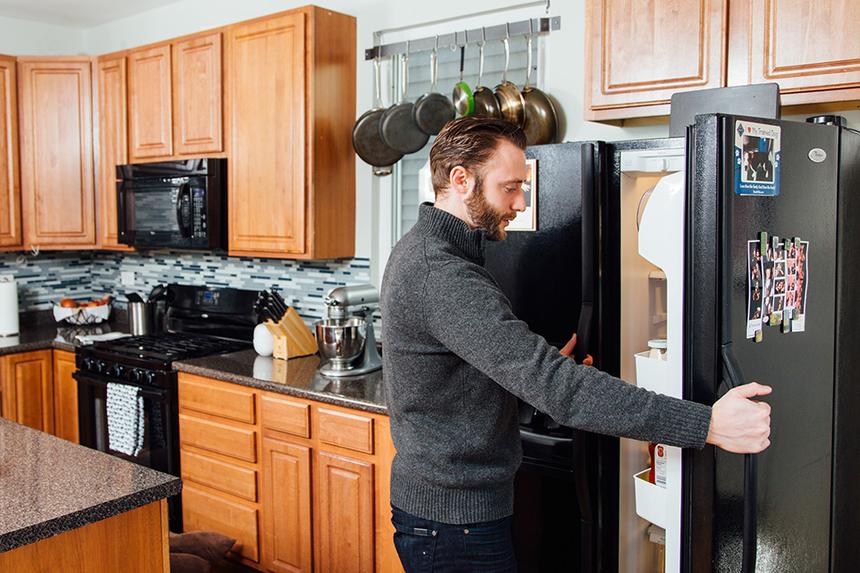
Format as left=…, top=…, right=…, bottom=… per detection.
left=391, top=505, right=517, bottom=572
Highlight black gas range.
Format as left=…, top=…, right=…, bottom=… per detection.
left=73, top=284, right=258, bottom=532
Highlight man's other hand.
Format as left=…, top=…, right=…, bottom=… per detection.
left=559, top=333, right=593, bottom=366
left=706, top=382, right=772, bottom=453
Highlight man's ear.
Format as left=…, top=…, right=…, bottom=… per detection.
left=449, top=165, right=471, bottom=196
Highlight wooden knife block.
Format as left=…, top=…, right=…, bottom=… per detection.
left=263, top=307, right=318, bottom=360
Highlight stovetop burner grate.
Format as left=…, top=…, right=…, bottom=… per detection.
left=93, top=332, right=248, bottom=363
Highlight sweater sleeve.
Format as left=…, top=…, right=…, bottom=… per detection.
left=423, top=262, right=712, bottom=449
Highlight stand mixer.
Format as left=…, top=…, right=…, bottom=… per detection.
left=314, top=284, right=382, bottom=377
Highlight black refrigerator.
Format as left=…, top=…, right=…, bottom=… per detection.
left=483, top=114, right=860, bottom=572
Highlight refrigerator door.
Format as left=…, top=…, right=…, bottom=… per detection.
left=686, top=115, right=840, bottom=572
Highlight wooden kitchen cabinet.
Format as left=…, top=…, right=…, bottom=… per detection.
left=315, top=450, right=375, bottom=573
left=95, top=55, right=132, bottom=251
left=173, top=32, right=223, bottom=155
left=586, top=0, right=860, bottom=120
left=586, top=0, right=728, bottom=121
left=0, top=55, right=21, bottom=250
left=177, top=372, right=402, bottom=573
left=0, top=349, right=54, bottom=433
left=225, top=7, right=356, bottom=259
left=729, top=0, right=860, bottom=106
left=128, top=44, right=173, bottom=160
left=262, top=437, right=313, bottom=573
left=18, top=58, right=95, bottom=249
left=52, top=349, right=78, bottom=444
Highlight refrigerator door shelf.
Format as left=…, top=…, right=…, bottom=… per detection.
left=633, top=469, right=668, bottom=528
left=634, top=351, right=669, bottom=394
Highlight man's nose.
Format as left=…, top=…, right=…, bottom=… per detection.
left=512, top=188, right=527, bottom=212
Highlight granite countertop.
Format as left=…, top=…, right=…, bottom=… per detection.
left=0, top=418, right=181, bottom=552
left=0, top=311, right=128, bottom=356
left=174, top=349, right=387, bottom=415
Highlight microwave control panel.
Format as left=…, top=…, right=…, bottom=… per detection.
left=192, top=187, right=207, bottom=238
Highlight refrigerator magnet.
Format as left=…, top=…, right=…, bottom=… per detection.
left=792, top=240, right=809, bottom=332
left=746, top=239, right=764, bottom=339
left=507, top=158, right=538, bottom=232
left=734, top=120, right=781, bottom=197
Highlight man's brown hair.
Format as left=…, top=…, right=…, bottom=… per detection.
left=429, top=117, right=526, bottom=197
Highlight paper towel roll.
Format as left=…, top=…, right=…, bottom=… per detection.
left=0, top=276, right=19, bottom=336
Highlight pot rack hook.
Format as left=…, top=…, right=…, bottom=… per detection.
left=545, top=0, right=551, bottom=14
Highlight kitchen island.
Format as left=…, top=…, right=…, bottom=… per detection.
left=0, top=417, right=180, bottom=571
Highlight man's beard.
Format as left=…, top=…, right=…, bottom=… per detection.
left=464, top=177, right=513, bottom=241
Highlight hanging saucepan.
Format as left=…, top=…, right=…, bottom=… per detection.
left=452, top=44, right=474, bottom=117
left=521, top=31, right=558, bottom=145
left=413, top=42, right=456, bottom=135
left=352, top=58, right=403, bottom=176
left=380, top=46, right=430, bottom=154
left=472, top=35, right=501, bottom=119
left=494, top=31, right=525, bottom=127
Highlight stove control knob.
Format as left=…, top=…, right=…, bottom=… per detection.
left=130, top=369, right=142, bottom=383
left=110, top=365, right=125, bottom=378
left=95, top=360, right=107, bottom=374
left=143, top=371, right=157, bottom=385
left=82, top=358, right=94, bottom=371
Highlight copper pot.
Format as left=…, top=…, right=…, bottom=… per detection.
left=493, top=36, right=524, bottom=127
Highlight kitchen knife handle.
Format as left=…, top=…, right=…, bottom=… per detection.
left=721, top=343, right=757, bottom=573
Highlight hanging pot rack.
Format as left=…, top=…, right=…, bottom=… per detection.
left=364, top=16, right=560, bottom=60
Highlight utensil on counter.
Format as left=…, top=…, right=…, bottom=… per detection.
left=0, top=275, right=19, bottom=336
left=147, top=284, right=167, bottom=302
left=128, top=300, right=152, bottom=335
left=472, top=33, right=501, bottom=119
left=380, top=44, right=430, bottom=155
left=352, top=58, right=403, bottom=176
left=493, top=30, right=525, bottom=127
left=521, top=28, right=558, bottom=145
left=452, top=43, right=474, bottom=117
left=126, top=292, right=144, bottom=303
left=413, top=41, right=456, bottom=135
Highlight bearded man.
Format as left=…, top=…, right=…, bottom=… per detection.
left=380, top=117, right=772, bottom=572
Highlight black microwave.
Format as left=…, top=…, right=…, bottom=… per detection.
left=117, top=158, right=226, bottom=250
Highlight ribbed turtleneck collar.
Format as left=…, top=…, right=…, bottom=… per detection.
left=412, top=203, right=485, bottom=264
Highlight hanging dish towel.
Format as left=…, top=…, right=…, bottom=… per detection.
left=106, top=382, right=145, bottom=456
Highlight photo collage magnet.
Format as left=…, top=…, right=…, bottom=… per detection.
left=746, top=233, right=809, bottom=341
left=734, top=120, right=781, bottom=197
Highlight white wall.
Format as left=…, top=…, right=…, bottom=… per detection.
left=0, top=15, right=83, bottom=54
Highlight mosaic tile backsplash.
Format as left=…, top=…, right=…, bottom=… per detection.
left=0, top=250, right=373, bottom=326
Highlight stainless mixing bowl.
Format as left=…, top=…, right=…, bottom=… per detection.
left=314, top=317, right=367, bottom=371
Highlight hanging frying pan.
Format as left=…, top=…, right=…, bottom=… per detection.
left=452, top=44, right=474, bottom=117
left=380, top=47, right=430, bottom=154
left=494, top=33, right=525, bottom=127
left=472, top=36, right=501, bottom=119
left=352, top=59, right=403, bottom=175
left=413, top=43, right=456, bottom=135
left=521, top=31, right=558, bottom=145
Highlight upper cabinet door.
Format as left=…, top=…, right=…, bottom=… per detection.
left=129, top=44, right=172, bottom=160
left=731, top=0, right=860, bottom=102
left=96, top=56, right=131, bottom=250
left=586, top=0, right=728, bottom=120
left=18, top=58, right=95, bottom=249
left=0, top=56, right=20, bottom=249
left=173, top=32, right=223, bottom=155
left=227, top=13, right=306, bottom=256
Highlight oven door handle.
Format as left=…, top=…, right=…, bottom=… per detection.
left=72, top=371, right=169, bottom=398
left=176, top=183, right=193, bottom=238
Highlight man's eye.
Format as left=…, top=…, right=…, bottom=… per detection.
left=505, top=187, right=518, bottom=194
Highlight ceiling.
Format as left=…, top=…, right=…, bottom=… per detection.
left=0, top=0, right=182, bottom=27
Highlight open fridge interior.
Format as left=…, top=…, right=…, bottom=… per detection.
left=617, top=146, right=686, bottom=573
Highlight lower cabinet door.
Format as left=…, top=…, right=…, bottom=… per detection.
left=315, top=450, right=375, bottom=573
left=182, top=483, right=259, bottom=562
left=52, top=350, right=78, bottom=443
left=262, top=437, right=312, bottom=573
left=1, top=350, right=53, bottom=432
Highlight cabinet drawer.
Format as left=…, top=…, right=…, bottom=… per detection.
left=181, top=448, right=257, bottom=502
left=261, top=394, right=310, bottom=437
left=179, top=374, right=255, bottom=423
left=317, top=407, right=374, bottom=454
left=183, top=483, right=259, bottom=562
left=180, top=413, right=257, bottom=463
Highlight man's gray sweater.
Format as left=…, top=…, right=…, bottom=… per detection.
left=381, top=204, right=711, bottom=525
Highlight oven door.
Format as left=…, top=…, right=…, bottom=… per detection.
left=117, top=178, right=197, bottom=248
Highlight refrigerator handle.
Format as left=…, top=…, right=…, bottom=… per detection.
left=574, top=144, right=597, bottom=363
left=721, top=343, right=758, bottom=573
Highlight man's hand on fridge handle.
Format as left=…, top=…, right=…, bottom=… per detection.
left=706, top=382, right=772, bottom=453
left=559, top=333, right=593, bottom=366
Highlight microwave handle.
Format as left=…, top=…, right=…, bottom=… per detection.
left=176, top=183, right=192, bottom=238
left=116, top=182, right=128, bottom=241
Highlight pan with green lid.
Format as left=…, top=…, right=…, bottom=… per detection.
left=452, top=44, right=474, bottom=117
